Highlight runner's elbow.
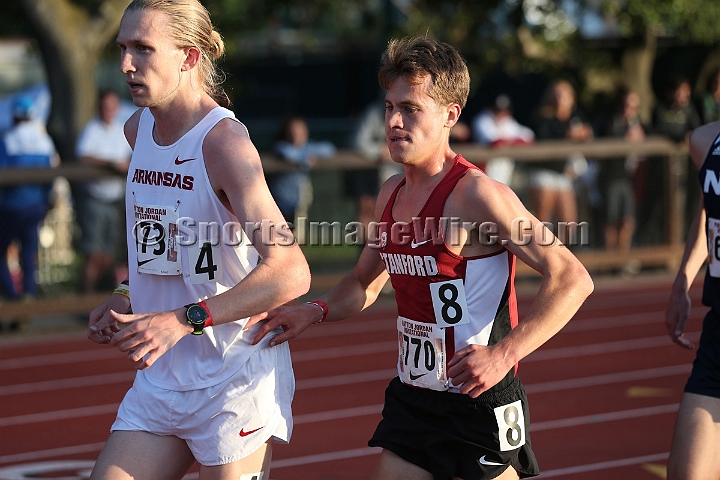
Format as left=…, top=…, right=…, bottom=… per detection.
left=286, top=259, right=311, bottom=299
left=572, top=263, right=594, bottom=300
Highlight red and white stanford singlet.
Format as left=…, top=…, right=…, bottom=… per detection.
left=378, top=155, right=518, bottom=392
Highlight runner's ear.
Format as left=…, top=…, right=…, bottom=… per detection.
left=445, top=103, right=461, bottom=128
left=181, top=46, right=201, bottom=72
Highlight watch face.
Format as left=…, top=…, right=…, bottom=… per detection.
left=187, top=304, right=208, bottom=325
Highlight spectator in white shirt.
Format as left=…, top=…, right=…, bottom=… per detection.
left=76, top=90, right=133, bottom=293
left=472, top=94, right=534, bottom=185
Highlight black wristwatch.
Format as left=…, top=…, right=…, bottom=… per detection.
left=184, top=301, right=212, bottom=335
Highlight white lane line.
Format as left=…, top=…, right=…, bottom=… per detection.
left=271, top=447, right=382, bottom=468
left=526, top=333, right=699, bottom=362
left=0, top=331, right=692, bottom=378
left=295, top=369, right=397, bottom=390
left=537, top=452, right=669, bottom=478
left=0, top=350, right=119, bottom=370
left=524, top=364, right=691, bottom=394
left=578, top=289, right=694, bottom=309
left=0, top=444, right=673, bottom=473
left=0, top=368, right=395, bottom=397
left=0, top=403, right=384, bottom=428
left=0, top=332, right=396, bottom=371
left=0, top=404, right=678, bottom=467
left=0, top=345, right=693, bottom=398
left=291, top=342, right=396, bottom=362
left=0, top=286, right=689, bottom=363
left=294, top=405, right=383, bottom=424
left=562, top=306, right=706, bottom=332
left=0, top=339, right=393, bottom=371
left=0, top=460, right=95, bottom=479
left=0, top=404, right=119, bottom=427
left=0, top=304, right=702, bottom=371
left=531, top=404, right=679, bottom=431
left=0, top=443, right=106, bottom=466
left=294, top=316, right=395, bottom=339
left=0, top=365, right=688, bottom=428
left=0, top=372, right=134, bottom=396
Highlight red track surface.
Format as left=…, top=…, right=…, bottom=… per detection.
left=0, top=273, right=703, bottom=479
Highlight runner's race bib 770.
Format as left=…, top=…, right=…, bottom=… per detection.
left=397, top=316, right=448, bottom=391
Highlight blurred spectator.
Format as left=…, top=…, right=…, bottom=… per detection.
left=600, top=89, right=645, bottom=273
left=346, top=98, right=390, bottom=239
left=268, top=115, right=336, bottom=223
left=449, top=119, right=472, bottom=144
left=698, top=68, right=720, bottom=124
left=75, top=90, right=132, bottom=294
left=653, top=76, right=701, bottom=143
left=532, top=80, right=593, bottom=242
left=472, top=93, right=534, bottom=185
left=0, top=95, right=59, bottom=301
left=653, top=76, right=703, bottom=234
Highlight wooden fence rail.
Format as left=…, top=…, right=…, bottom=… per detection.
left=0, top=137, right=688, bottom=320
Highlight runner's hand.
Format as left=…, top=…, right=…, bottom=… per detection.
left=665, top=289, right=695, bottom=349
left=87, top=294, right=129, bottom=344
left=447, top=344, right=514, bottom=398
left=89, top=308, right=191, bottom=369
left=247, top=304, right=320, bottom=346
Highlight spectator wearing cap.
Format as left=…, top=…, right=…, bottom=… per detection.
left=0, top=95, right=59, bottom=301
left=471, top=93, right=535, bottom=185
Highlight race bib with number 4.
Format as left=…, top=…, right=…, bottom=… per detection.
left=187, top=239, right=224, bottom=284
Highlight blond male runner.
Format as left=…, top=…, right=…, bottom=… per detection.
left=665, top=120, right=720, bottom=480
left=248, top=37, right=593, bottom=480
left=87, top=1, right=310, bottom=479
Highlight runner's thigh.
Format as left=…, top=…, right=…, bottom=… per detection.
left=668, top=392, right=720, bottom=480
left=372, top=449, right=433, bottom=480
left=90, top=430, right=195, bottom=480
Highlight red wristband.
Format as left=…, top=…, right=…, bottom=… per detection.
left=198, top=300, right=213, bottom=327
left=306, top=300, right=328, bottom=324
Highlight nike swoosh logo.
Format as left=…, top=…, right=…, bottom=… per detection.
left=410, top=239, right=432, bottom=248
left=174, top=156, right=196, bottom=165
left=478, top=455, right=505, bottom=466
left=137, top=258, right=155, bottom=267
left=239, top=426, right=264, bottom=437
left=409, top=371, right=427, bottom=381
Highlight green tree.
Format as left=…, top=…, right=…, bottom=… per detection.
left=7, top=0, right=386, bottom=160
left=400, top=0, right=720, bottom=122
left=599, top=0, right=720, bottom=119
left=17, top=0, right=130, bottom=162
left=12, top=0, right=720, bottom=162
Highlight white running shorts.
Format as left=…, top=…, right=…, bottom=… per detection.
left=111, top=343, right=295, bottom=466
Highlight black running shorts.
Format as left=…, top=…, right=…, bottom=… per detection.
left=368, top=375, right=540, bottom=479
left=685, top=309, right=720, bottom=398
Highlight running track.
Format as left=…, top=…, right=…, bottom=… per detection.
left=0, top=272, right=703, bottom=479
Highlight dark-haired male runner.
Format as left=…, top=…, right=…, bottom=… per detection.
left=249, top=36, right=593, bottom=480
